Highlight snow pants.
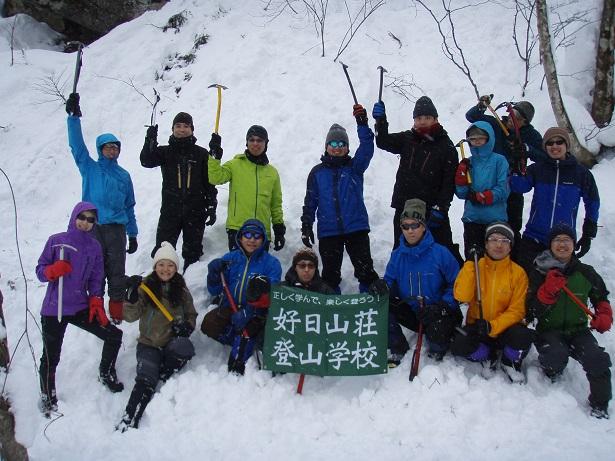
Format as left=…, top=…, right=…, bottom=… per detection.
left=93, top=223, right=127, bottom=301
left=450, top=323, right=534, bottom=362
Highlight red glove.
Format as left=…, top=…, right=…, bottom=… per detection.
left=353, top=104, right=368, bottom=126
left=44, top=260, right=72, bottom=282
left=455, top=159, right=471, bottom=186
left=470, top=190, right=494, bottom=205
left=108, top=299, right=123, bottom=324
left=250, top=293, right=271, bottom=309
left=88, top=296, right=109, bottom=327
left=590, top=301, right=613, bottom=333
left=537, top=269, right=567, bottom=304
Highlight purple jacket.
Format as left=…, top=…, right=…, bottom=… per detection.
left=36, top=202, right=104, bottom=316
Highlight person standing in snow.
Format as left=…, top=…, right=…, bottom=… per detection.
left=526, top=223, right=612, bottom=419
left=282, top=247, right=335, bottom=294
left=454, top=122, right=510, bottom=259
left=116, top=242, right=197, bottom=431
left=36, top=202, right=124, bottom=415
left=372, top=96, right=463, bottom=266
left=383, top=199, right=462, bottom=366
left=511, top=128, right=600, bottom=273
left=140, top=112, right=218, bottom=273
left=451, top=222, right=533, bottom=383
left=207, top=125, right=286, bottom=252
left=201, top=219, right=282, bottom=375
left=65, top=93, right=138, bottom=325
left=300, top=105, right=381, bottom=294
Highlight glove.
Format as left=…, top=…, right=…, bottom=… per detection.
left=127, top=237, right=138, bottom=254
left=469, top=319, right=491, bottom=338
left=575, top=220, right=596, bottom=258
left=537, top=269, right=567, bottom=305
left=301, top=224, right=315, bottom=248
left=372, top=101, right=386, bottom=119
left=204, top=204, right=217, bottom=226
left=273, top=223, right=286, bottom=251
left=468, top=190, right=494, bottom=205
left=468, top=244, right=484, bottom=261
left=455, top=159, right=471, bottom=186
left=231, top=305, right=255, bottom=332
left=208, top=258, right=230, bottom=286
left=88, top=296, right=109, bottom=327
left=427, top=207, right=445, bottom=230
left=246, top=275, right=271, bottom=308
left=146, top=124, right=158, bottom=141
left=125, top=275, right=143, bottom=304
left=209, top=133, right=223, bottom=160
left=66, top=92, right=82, bottom=117
left=368, top=279, right=389, bottom=296
left=353, top=104, right=368, bottom=126
left=417, top=303, right=448, bottom=325
left=590, top=301, right=613, bottom=333
left=171, top=320, right=194, bottom=337
left=44, top=260, right=72, bottom=282
left=108, top=299, right=123, bottom=323
left=478, top=94, right=492, bottom=109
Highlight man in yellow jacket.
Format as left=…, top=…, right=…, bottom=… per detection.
left=208, top=125, right=285, bottom=251
left=451, top=222, right=534, bottom=382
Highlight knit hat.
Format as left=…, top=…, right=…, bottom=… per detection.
left=152, top=241, right=180, bottom=269
left=246, top=125, right=269, bottom=142
left=513, top=101, right=535, bottom=123
left=485, top=221, right=514, bottom=243
left=413, top=96, right=438, bottom=119
left=466, top=126, right=490, bottom=139
left=548, top=223, right=576, bottom=245
left=292, top=248, right=319, bottom=267
left=325, top=123, right=349, bottom=149
left=542, top=127, right=571, bottom=150
left=400, top=198, right=426, bottom=224
left=172, top=112, right=194, bottom=131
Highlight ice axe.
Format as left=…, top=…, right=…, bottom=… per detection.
left=149, top=88, right=161, bottom=127
left=51, top=243, right=78, bottom=322
left=483, top=94, right=510, bottom=137
left=455, top=139, right=472, bottom=184
left=377, top=65, right=388, bottom=102
left=69, top=42, right=84, bottom=94
left=208, top=83, right=228, bottom=134
left=340, top=62, right=358, bottom=105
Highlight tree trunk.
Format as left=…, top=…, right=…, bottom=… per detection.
left=536, top=0, right=596, bottom=167
left=591, top=0, right=614, bottom=127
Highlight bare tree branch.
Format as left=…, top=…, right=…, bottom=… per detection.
left=31, top=71, right=69, bottom=105
left=333, top=0, right=385, bottom=62
left=95, top=75, right=156, bottom=106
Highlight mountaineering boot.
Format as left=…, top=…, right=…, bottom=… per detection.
left=590, top=404, right=610, bottom=420
left=39, top=391, right=58, bottom=417
left=501, top=357, right=525, bottom=384
left=116, top=381, right=155, bottom=432
left=100, top=366, right=124, bottom=393
left=387, top=352, right=404, bottom=368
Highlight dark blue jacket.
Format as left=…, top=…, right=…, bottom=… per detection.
left=301, top=125, right=374, bottom=238
left=384, top=230, right=459, bottom=312
left=511, top=153, right=599, bottom=245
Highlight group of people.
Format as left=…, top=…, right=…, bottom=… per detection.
left=33, top=90, right=612, bottom=432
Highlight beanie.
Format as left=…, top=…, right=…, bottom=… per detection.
left=325, top=123, right=349, bottom=149
left=292, top=248, right=319, bottom=267
left=400, top=198, right=426, bottom=224
left=413, top=96, right=438, bottom=119
left=172, top=112, right=194, bottom=131
left=548, top=223, right=576, bottom=245
left=246, top=125, right=269, bottom=142
left=152, top=241, right=180, bottom=269
left=542, top=127, right=571, bottom=150
left=485, top=221, right=514, bottom=243
left=513, top=101, right=535, bottom=124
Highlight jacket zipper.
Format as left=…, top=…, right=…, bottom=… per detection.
left=237, top=255, right=252, bottom=307
left=254, top=164, right=259, bottom=217
left=549, top=160, right=560, bottom=228
left=177, top=164, right=182, bottom=189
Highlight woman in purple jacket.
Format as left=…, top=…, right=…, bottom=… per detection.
left=36, top=201, right=123, bottom=416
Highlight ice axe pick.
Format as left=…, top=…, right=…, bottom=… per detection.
left=208, top=83, right=228, bottom=134
left=340, top=62, right=358, bottom=105
left=377, top=65, right=388, bottom=102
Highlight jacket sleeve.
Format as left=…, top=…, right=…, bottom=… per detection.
left=510, top=167, right=535, bottom=194
left=489, top=266, right=528, bottom=337
left=581, top=169, right=600, bottom=230
left=86, top=244, right=104, bottom=297
left=208, top=155, right=233, bottom=184
left=522, top=126, right=547, bottom=163
left=301, top=168, right=319, bottom=227
left=270, top=168, right=284, bottom=226
left=182, top=288, right=198, bottom=328
left=206, top=254, right=233, bottom=296
left=453, top=261, right=476, bottom=303
left=140, top=138, right=164, bottom=168
left=465, top=104, right=490, bottom=123
left=526, top=269, right=549, bottom=322
left=374, top=118, right=405, bottom=155
left=352, top=125, right=375, bottom=174
left=490, top=156, right=510, bottom=203
left=440, top=249, right=461, bottom=308
left=581, top=264, right=610, bottom=307
left=455, top=184, right=470, bottom=200
left=67, top=116, right=95, bottom=175
left=35, top=237, right=55, bottom=282
left=437, top=140, right=459, bottom=211
left=383, top=253, right=397, bottom=289
left=123, top=290, right=147, bottom=323
left=266, top=257, right=283, bottom=284
left=125, top=176, right=138, bottom=237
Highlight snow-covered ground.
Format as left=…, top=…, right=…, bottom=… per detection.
left=0, top=1, right=613, bottom=459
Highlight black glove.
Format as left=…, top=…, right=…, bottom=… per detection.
left=353, top=104, right=368, bottom=126
left=417, top=302, right=448, bottom=325
left=273, top=223, right=286, bottom=251
left=66, top=92, right=82, bottom=117
left=368, top=279, right=389, bottom=296
left=171, top=320, right=194, bottom=337
left=146, top=124, right=158, bottom=140
left=576, top=220, right=597, bottom=258
left=469, top=319, right=491, bottom=338
left=204, top=204, right=216, bottom=226
left=301, top=224, right=314, bottom=248
left=209, top=133, right=223, bottom=160
left=478, top=94, right=492, bottom=109
left=246, top=275, right=271, bottom=303
left=468, top=244, right=484, bottom=261
left=125, top=275, right=143, bottom=304
left=127, top=237, right=138, bottom=254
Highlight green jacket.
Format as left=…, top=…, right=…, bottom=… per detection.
left=527, top=258, right=609, bottom=337
left=208, top=152, right=284, bottom=238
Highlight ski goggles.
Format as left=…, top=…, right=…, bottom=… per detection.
left=400, top=222, right=422, bottom=231
left=327, top=140, right=347, bottom=148
left=545, top=139, right=566, bottom=147
left=241, top=231, right=264, bottom=240
left=76, top=213, right=96, bottom=224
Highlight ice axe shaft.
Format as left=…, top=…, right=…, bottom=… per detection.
left=52, top=243, right=78, bottom=322
left=561, top=286, right=595, bottom=319
left=340, top=62, right=358, bottom=105
left=71, top=43, right=84, bottom=94
left=208, top=84, right=228, bottom=134
left=456, top=139, right=472, bottom=185
left=150, top=88, right=160, bottom=127
left=473, top=250, right=484, bottom=320
left=377, top=65, right=387, bottom=102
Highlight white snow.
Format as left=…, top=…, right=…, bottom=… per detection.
left=0, top=1, right=613, bottom=460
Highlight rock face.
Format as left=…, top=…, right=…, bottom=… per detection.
left=3, top=0, right=167, bottom=44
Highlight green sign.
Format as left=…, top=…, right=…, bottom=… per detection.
left=262, top=286, right=389, bottom=376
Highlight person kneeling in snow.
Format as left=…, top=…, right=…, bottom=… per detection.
left=451, top=222, right=533, bottom=383
left=116, top=242, right=197, bottom=431
left=201, top=219, right=282, bottom=375
left=526, top=224, right=612, bottom=419
left=283, top=248, right=335, bottom=294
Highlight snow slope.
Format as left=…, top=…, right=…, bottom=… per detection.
left=0, top=1, right=613, bottom=460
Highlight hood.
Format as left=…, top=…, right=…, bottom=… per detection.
left=397, top=227, right=436, bottom=257
left=236, top=218, right=269, bottom=255
left=95, top=133, right=121, bottom=162
left=68, top=201, right=97, bottom=232
left=467, top=121, right=496, bottom=158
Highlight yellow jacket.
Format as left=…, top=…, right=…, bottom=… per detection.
left=454, top=256, right=527, bottom=337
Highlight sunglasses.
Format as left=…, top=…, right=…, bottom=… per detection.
left=241, top=231, right=264, bottom=240
left=545, top=139, right=566, bottom=147
left=77, top=213, right=96, bottom=224
left=486, top=237, right=511, bottom=245
left=296, top=262, right=315, bottom=269
left=327, top=140, right=347, bottom=148
left=400, top=222, right=422, bottom=231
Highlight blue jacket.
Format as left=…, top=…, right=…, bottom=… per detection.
left=301, top=124, right=374, bottom=238
left=511, top=153, right=599, bottom=245
left=455, top=121, right=509, bottom=224
left=207, top=219, right=282, bottom=308
left=384, top=230, right=459, bottom=312
left=67, top=116, right=138, bottom=237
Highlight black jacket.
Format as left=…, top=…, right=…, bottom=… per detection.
left=282, top=267, right=336, bottom=294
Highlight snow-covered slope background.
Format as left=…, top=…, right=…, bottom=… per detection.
left=1, top=1, right=614, bottom=459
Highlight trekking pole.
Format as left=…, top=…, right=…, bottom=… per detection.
left=473, top=249, right=484, bottom=320
left=51, top=243, right=78, bottom=322
left=340, top=62, right=359, bottom=105
left=455, top=139, right=472, bottom=185
left=377, top=65, right=388, bottom=102
left=71, top=42, right=84, bottom=94
left=208, top=83, right=228, bottom=134
left=561, top=285, right=595, bottom=319
left=409, top=273, right=424, bottom=382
